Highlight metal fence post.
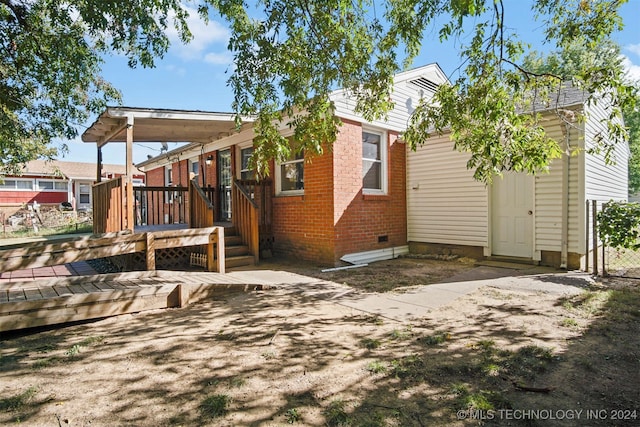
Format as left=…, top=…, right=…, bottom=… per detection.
left=585, top=200, right=590, bottom=272
left=602, top=202, right=607, bottom=277
left=592, top=200, right=598, bottom=276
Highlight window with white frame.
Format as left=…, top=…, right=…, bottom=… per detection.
left=0, top=179, right=34, bottom=190
left=165, top=166, right=172, bottom=186
left=362, top=129, right=387, bottom=194
left=189, top=158, right=200, bottom=178
left=165, top=166, right=173, bottom=202
left=240, top=147, right=255, bottom=180
left=277, top=149, right=304, bottom=194
left=37, top=180, right=69, bottom=191
left=78, top=183, right=91, bottom=204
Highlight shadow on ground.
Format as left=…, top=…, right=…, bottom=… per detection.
left=0, top=264, right=638, bottom=426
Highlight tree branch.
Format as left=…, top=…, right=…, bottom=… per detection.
left=501, top=58, right=564, bottom=81
left=495, top=0, right=504, bottom=63
left=1, top=0, right=29, bottom=28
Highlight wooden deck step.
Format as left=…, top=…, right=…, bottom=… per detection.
left=226, top=255, right=255, bottom=269
left=0, top=271, right=269, bottom=332
left=224, top=232, right=255, bottom=269
left=226, top=244, right=251, bottom=257
left=225, top=235, right=243, bottom=246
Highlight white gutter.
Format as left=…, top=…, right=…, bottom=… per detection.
left=340, top=246, right=409, bottom=265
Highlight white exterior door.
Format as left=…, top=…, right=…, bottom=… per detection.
left=491, top=172, right=533, bottom=258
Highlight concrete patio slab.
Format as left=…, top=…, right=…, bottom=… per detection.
left=228, top=266, right=593, bottom=322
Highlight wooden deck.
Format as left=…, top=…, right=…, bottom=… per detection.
left=0, top=226, right=226, bottom=274
left=0, top=271, right=269, bottom=332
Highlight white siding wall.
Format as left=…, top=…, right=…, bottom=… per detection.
left=405, top=94, right=628, bottom=260
left=331, top=65, right=447, bottom=132
left=581, top=99, right=629, bottom=261
left=407, top=134, right=488, bottom=247
left=584, top=101, right=629, bottom=202
left=534, top=119, right=582, bottom=254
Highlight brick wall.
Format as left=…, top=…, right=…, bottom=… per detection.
left=272, top=148, right=336, bottom=264
left=142, top=132, right=407, bottom=265
left=143, top=153, right=218, bottom=225
left=144, top=167, right=169, bottom=225
left=272, top=119, right=407, bottom=265
left=333, top=121, right=407, bottom=259
left=204, top=151, right=217, bottom=189
left=145, top=168, right=164, bottom=187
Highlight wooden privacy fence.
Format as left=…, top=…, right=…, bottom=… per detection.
left=0, top=227, right=225, bottom=274
left=92, top=177, right=124, bottom=234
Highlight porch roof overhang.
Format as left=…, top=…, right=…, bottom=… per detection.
left=81, top=106, right=252, bottom=146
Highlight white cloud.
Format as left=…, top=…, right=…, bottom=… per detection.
left=165, top=64, right=187, bottom=76
left=621, top=55, right=640, bottom=83
left=203, top=51, right=233, bottom=66
left=625, top=43, right=640, bottom=58
left=167, top=4, right=230, bottom=61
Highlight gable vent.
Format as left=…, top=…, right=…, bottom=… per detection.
left=409, top=77, right=439, bottom=93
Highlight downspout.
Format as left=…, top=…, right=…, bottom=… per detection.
left=560, top=122, right=571, bottom=269
left=68, top=178, right=74, bottom=211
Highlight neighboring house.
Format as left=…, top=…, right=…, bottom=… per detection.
left=406, top=86, right=629, bottom=269
left=0, top=160, right=145, bottom=216
left=134, top=64, right=450, bottom=264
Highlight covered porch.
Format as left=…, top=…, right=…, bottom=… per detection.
left=81, top=107, right=273, bottom=266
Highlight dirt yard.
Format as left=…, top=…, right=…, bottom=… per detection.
left=0, top=258, right=638, bottom=426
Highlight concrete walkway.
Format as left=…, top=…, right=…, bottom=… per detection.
left=228, top=264, right=594, bottom=322
left=0, top=252, right=596, bottom=324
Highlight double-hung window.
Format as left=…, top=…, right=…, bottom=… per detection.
left=240, top=147, right=255, bottom=180
left=277, top=150, right=304, bottom=195
left=78, top=183, right=91, bottom=204
left=189, top=158, right=200, bottom=179
left=362, top=129, right=387, bottom=194
left=165, top=166, right=173, bottom=203
left=165, top=166, right=173, bottom=186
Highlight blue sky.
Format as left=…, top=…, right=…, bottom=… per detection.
left=63, top=0, right=640, bottom=166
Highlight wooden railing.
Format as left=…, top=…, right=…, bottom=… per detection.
left=92, top=177, right=124, bottom=234
left=236, top=179, right=273, bottom=234
left=232, top=181, right=260, bottom=263
left=0, top=227, right=225, bottom=274
left=189, top=179, right=215, bottom=228
left=134, top=186, right=188, bottom=227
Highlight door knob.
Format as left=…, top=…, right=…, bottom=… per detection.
left=528, top=210, right=533, bottom=215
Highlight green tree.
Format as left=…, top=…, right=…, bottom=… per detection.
left=1, top=0, right=200, bottom=176
left=214, top=0, right=636, bottom=182
left=625, top=102, right=640, bottom=193
left=522, top=39, right=640, bottom=193
left=2, top=0, right=637, bottom=184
